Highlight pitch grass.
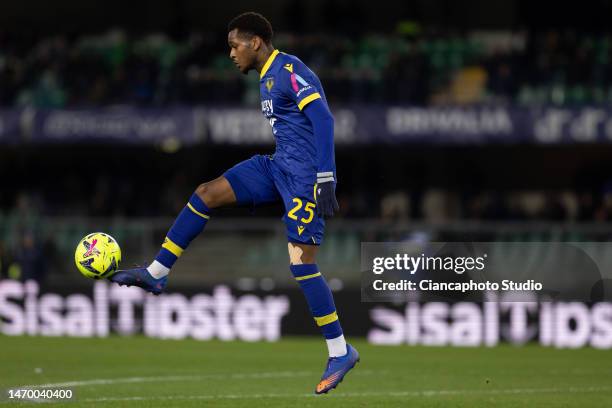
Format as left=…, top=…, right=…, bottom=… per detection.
left=0, top=335, right=611, bottom=407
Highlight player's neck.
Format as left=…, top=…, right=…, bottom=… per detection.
left=255, top=45, right=276, bottom=74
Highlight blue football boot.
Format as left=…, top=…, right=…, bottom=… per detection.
left=108, top=267, right=167, bottom=295
left=315, top=344, right=360, bottom=394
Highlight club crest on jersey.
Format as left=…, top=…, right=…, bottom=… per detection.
left=266, top=78, right=274, bottom=92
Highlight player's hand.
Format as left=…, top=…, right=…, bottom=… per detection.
left=316, top=181, right=339, bottom=217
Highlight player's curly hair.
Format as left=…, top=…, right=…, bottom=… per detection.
left=228, top=12, right=273, bottom=44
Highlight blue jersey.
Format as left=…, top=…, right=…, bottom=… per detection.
left=224, top=50, right=331, bottom=245
left=259, top=50, right=329, bottom=182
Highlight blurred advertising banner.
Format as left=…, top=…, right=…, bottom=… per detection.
left=380, top=106, right=612, bottom=144
left=1, top=280, right=611, bottom=349
left=0, top=109, right=21, bottom=143
left=2, top=106, right=612, bottom=145
left=31, top=108, right=199, bottom=145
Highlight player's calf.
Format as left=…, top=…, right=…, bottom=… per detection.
left=109, top=178, right=237, bottom=294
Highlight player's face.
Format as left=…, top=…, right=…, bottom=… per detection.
left=228, top=29, right=256, bottom=74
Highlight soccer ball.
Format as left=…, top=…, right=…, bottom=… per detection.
left=74, top=232, right=122, bottom=279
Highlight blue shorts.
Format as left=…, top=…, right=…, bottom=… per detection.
left=224, top=155, right=324, bottom=245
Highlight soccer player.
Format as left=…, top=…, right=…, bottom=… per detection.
left=109, top=12, right=359, bottom=394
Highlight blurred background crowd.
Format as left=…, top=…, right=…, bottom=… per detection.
left=2, top=29, right=612, bottom=107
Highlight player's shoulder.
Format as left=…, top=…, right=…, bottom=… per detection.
left=276, top=52, right=313, bottom=75
left=278, top=52, right=304, bottom=65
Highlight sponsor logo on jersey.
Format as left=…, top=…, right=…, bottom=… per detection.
left=290, top=71, right=310, bottom=94
left=261, top=99, right=274, bottom=117
left=297, top=85, right=313, bottom=97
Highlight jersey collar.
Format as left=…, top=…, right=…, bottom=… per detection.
left=259, top=49, right=280, bottom=79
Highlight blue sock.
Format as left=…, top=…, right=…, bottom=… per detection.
left=155, top=193, right=211, bottom=269
left=290, top=263, right=343, bottom=339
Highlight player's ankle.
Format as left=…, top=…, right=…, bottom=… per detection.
left=326, top=335, right=347, bottom=357
left=147, top=260, right=170, bottom=279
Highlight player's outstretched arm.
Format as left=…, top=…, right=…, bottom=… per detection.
left=304, top=99, right=339, bottom=217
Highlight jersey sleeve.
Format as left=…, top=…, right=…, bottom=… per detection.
left=278, top=60, right=322, bottom=111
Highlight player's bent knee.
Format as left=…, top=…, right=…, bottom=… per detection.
left=195, top=177, right=236, bottom=209
left=195, top=183, right=212, bottom=206
left=195, top=182, right=223, bottom=209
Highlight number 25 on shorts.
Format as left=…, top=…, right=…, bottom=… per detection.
left=288, top=198, right=315, bottom=224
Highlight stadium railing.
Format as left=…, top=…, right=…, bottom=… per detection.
left=2, top=216, right=611, bottom=288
